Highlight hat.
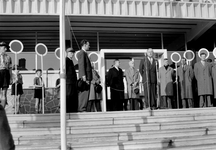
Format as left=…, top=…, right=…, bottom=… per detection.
left=0, top=41, right=10, bottom=49
left=66, top=48, right=75, bottom=53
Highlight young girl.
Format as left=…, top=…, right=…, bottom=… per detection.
left=33, top=69, right=44, bottom=114
left=11, top=66, right=23, bottom=114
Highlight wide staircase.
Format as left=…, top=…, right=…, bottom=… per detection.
left=7, top=108, right=216, bottom=150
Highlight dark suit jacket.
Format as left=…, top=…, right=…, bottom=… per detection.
left=66, top=57, right=77, bottom=84
left=139, top=56, right=158, bottom=84
left=107, top=67, right=124, bottom=90
left=77, top=50, right=92, bottom=81
left=0, top=105, right=15, bottom=150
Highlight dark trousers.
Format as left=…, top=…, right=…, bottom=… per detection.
left=0, top=105, right=15, bottom=150
left=182, top=99, right=193, bottom=108
left=110, top=89, right=124, bottom=111
left=199, top=95, right=212, bottom=107
left=144, top=83, right=156, bottom=108
left=129, top=99, right=139, bottom=110
left=86, top=100, right=101, bottom=112
left=161, top=96, right=172, bottom=109
left=78, top=89, right=90, bottom=112
left=66, top=84, right=78, bottom=113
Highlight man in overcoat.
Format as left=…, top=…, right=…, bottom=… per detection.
left=77, top=40, right=92, bottom=112
left=177, top=58, right=194, bottom=108
left=125, top=59, right=140, bottom=110
left=139, top=48, right=158, bottom=109
left=194, top=52, right=213, bottom=107
left=107, top=59, right=124, bottom=111
left=159, top=58, right=174, bottom=109
left=66, top=48, right=78, bottom=112
left=212, top=58, right=216, bottom=106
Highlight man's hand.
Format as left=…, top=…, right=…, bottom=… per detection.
left=82, top=76, right=86, bottom=82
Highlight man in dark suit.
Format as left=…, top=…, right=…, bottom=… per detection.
left=107, top=59, right=124, bottom=111
left=77, top=40, right=92, bottom=112
left=139, top=48, right=158, bottom=109
left=66, top=47, right=78, bottom=113
left=0, top=105, right=15, bottom=150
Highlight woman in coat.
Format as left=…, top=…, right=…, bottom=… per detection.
left=125, top=59, right=140, bottom=110
left=212, top=58, right=216, bottom=106
left=87, top=64, right=102, bottom=112
left=177, top=58, right=194, bottom=108
left=194, top=52, right=213, bottom=107
left=159, top=58, right=174, bottom=109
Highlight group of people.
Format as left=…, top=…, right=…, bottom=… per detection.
left=1, top=40, right=216, bottom=113
left=107, top=48, right=216, bottom=111
left=64, top=40, right=102, bottom=113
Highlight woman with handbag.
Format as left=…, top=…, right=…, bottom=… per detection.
left=125, top=59, right=140, bottom=110
left=87, top=64, right=102, bottom=112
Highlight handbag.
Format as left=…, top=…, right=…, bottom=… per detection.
left=95, top=83, right=102, bottom=93
left=133, top=87, right=139, bottom=94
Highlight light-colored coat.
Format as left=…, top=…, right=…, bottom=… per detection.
left=159, top=66, right=174, bottom=96
left=89, top=69, right=102, bottom=101
left=211, top=64, right=216, bottom=98
left=125, top=67, right=140, bottom=99
left=194, top=61, right=213, bottom=96
left=177, top=65, right=194, bottom=99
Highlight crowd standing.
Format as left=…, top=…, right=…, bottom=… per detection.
left=1, top=40, right=216, bottom=113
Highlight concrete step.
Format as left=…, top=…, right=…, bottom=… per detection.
left=11, top=119, right=216, bottom=137
left=16, top=127, right=209, bottom=145
left=15, top=134, right=216, bottom=150
left=7, top=108, right=216, bottom=122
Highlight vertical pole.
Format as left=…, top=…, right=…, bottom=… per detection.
left=35, top=54, right=38, bottom=70
left=176, top=62, right=179, bottom=109
left=60, top=0, right=67, bottom=150
left=14, top=53, right=18, bottom=114
left=35, top=32, right=38, bottom=70
left=97, top=32, right=100, bottom=52
left=161, top=33, right=164, bottom=49
left=41, top=56, right=45, bottom=114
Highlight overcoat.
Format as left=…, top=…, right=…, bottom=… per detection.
left=77, top=50, right=92, bottom=81
left=194, top=61, right=213, bottom=96
left=89, top=69, right=102, bottom=101
left=107, top=67, right=124, bottom=100
left=212, top=64, right=216, bottom=98
left=159, top=66, right=174, bottom=96
left=125, top=67, right=140, bottom=99
left=177, top=65, right=194, bottom=99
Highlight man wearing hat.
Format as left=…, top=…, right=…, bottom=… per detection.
left=65, top=47, right=78, bottom=112
left=0, top=42, right=13, bottom=108
left=194, top=51, right=213, bottom=107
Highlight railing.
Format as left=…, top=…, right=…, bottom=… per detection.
left=0, top=0, right=216, bottom=19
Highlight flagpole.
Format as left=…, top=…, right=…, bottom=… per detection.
left=60, top=0, right=67, bottom=150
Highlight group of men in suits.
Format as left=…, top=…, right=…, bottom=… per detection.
left=66, top=39, right=92, bottom=113
left=140, top=49, right=216, bottom=109
left=107, top=48, right=216, bottom=111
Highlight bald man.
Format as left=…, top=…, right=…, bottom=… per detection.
left=139, top=48, right=158, bottom=109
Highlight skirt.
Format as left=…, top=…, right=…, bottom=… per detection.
left=34, top=88, right=45, bottom=99
left=11, top=83, right=23, bottom=95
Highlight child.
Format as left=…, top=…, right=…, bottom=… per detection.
left=33, top=69, right=44, bottom=114
left=11, top=66, right=23, bottom=114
